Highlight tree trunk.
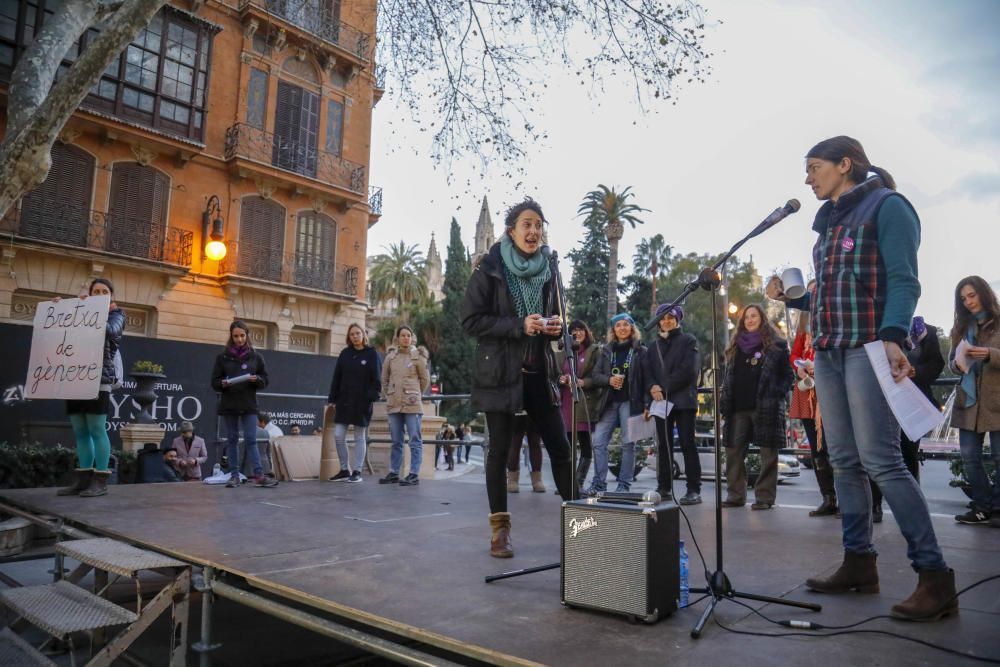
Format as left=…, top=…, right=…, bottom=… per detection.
left=607, top=238, right=619, bottom=322
left=0, top=0, right=168, bottom=220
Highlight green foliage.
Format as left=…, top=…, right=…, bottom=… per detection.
left=0, top=442, right=76, bottom=489
left=368, top=241, right=428, bottom=307
left=566, top=216, right=614, bottom=332
left=131, top=360, right=164, bottom=374
left=435, top=218, right=475, bottom=398
left=949, top=452, right=995, bottom=484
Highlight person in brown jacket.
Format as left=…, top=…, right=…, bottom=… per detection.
left=949, top=276, right=1000, bottom=527
left=378, top=325, right=430, bottom=486
left=170, top=421, right=208, bottom=481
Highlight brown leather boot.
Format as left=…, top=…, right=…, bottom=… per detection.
left=488, top=512, right=513, bottom=558
left=57, top=469, right=93, bottom=496
left=890, top=568, right=959, bottom=621
left=806, top=551, right=879, bottom=593
left=809, top=494, right=838, bottom=517
left=506, top=470, right=519, bottom=493
left=530, top=470, right=546, bottom=493
left=79, top=470, right=110, bottom=497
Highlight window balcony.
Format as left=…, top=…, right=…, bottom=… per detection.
left=240, top=0, right=370, bottom=62
left=225, top=123, right=366, bottom=196
left=0, top=204, right=193, bottom=268
left=219, top=242, right=359, bottom=298
left=368, top=186, right=382, bottom=216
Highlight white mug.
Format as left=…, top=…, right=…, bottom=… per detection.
left=781, top=267, right=807, bottom=300
left=797, top=375, right=815, bottom=391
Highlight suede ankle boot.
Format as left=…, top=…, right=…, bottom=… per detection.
left=488, top=512, right=513, bottom=558
left=57, top=469, right=94, bottom=496
left=890, top=568, right=959, bottom=621
left=806, top=550, right=879, bottom=593
left=809, top=494, right=838, bottom=517
left=506, top=470, right=519, bottom=493
left=79, top=470, right=110, bottom=498
left=530, top=470, right=546, bottom=493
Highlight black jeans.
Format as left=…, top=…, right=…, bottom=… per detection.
left=803, top=418, right=836, bottom=498
left=871, top=432, right=921, bottom=508
left=662, top=409, right=700, bottom=493
left=569, top=431, right=592, bottom=460
left=485, top=373, right=574, bottom=513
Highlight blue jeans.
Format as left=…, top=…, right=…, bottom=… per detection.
left=814, top=348, right=946, bottom=571
left=335, top=423, right=368, bottom=473
left=958, top=429, right=1000, bottom=512
left=590, top=401, right=636, bottom=492
left=224, top=413, right=262, bottom=477
left=388, top=412, right=422, bottom=475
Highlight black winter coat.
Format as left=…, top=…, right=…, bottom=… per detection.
left=596, top=340, right=647, bottom=417
left=461, top=243, right=561, bottom=413
left=101, top=308, right=125, bottom=386
left=211, top=348, right=269, bottom=415
left=907, top=324, right=945, bottom=407
left=328, top=345, right=381, bottom=426
left=720, top=339, right=793, bottom=449
left=643, top=328, right=700, bottom=411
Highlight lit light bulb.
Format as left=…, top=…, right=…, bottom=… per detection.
left=205, top=240, right=227, bottom=261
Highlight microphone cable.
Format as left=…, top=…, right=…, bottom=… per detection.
left=703, top=574, right=1000, bottom=664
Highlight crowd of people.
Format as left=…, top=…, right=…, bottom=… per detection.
left=49, top=135, right=997, bottom=626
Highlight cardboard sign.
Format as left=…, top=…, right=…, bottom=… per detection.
left=25, top=295, right=110, bottom=400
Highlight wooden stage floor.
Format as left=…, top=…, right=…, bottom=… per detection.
left=1, top=479, right=998, bottom=666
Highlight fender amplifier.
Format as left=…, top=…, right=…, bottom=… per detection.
left=561, top=499, right=679, bottom=623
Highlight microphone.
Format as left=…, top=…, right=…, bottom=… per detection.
left=540, top=244, right=554, bottom=259
left=750, top=199, right=800, bottom=237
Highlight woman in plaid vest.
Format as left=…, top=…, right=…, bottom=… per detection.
left=768, top=136, right=956, bottom=622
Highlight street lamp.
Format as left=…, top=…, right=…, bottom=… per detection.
left=202, top=195, right=227, bottom=261
left=728, top=302, right=738, bottom=315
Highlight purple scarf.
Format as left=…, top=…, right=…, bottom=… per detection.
left=736, top=330, right=763, bottom=355
left=228, top=344, right=250, bottom=360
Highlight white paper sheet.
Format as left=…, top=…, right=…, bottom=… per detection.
left=649, top=400, right=673, bottom=420
left=627, top=413, right=657, bottom=442
left=863, top=341, right=945, bottom=442
left=226, top=373, right=253, bottom=386
left=954, top=339, right=973, bottom=373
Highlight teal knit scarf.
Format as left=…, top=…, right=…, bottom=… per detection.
left=960, top=311, right=989, bottom=407
left=500, top=233, right=550, bottom=318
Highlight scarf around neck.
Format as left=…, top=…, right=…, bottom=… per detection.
left=736, top=330, right=764, bottom=355
left=500, top=234, right=550, bottom=318
left=228, top=344, right=250, bottom=360
left=960, top=311, right=989, bottom=407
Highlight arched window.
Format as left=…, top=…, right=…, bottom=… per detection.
left=20, top=143, right=94, bottom=246
left=293, top=210, right=335, bottom=290
left=238, top=196, right=285, bottom=282
left=107, top=162, right=170, bottom=261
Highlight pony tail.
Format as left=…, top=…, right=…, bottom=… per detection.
left=870, top=166, right=896, bottom=190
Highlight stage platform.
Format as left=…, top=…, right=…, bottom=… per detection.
left=1, top=478, right=998, bottom=666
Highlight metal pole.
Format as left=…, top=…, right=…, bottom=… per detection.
left=192, top=567, right=220, bottom=667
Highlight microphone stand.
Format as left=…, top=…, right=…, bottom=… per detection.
left=485, top=248, right=579, bottom=583
left=648, top=219, right=821, bottom=638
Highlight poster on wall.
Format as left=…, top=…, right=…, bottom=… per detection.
left=24, top=295, right=110, bottom=400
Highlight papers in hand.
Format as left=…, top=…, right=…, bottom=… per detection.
left=226, top=373, right=253, bottom=386
left=863, top=341, right=944, bottom=442
left=954, top=340, right=973, bottom=374
left=627, top=413, right=657, bottom=442
left=649, top=400, right=672, bottom=420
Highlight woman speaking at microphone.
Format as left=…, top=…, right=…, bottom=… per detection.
left=462, top=197, right=575, bottom=558
left=769, top=135, right=955, bottom=621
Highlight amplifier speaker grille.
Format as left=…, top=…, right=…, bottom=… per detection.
left=561, top=501, right=678, bottom=622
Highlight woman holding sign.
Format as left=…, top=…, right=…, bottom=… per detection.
left=949, top=276, right=1000, bottom=527
left=211, top=320, right=277, bottom=488
left=58, top=278, right=125, bottom=498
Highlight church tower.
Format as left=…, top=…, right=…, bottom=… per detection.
left=473, top=196, right=495, bottom=263
left=425, top=232, right=444, bottom=302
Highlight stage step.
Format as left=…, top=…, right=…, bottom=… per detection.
left=0, top=580, right=138, bottom=639
left=55, top=537, right=187, bottom=577
left=0, top=627, right=57, bottom=666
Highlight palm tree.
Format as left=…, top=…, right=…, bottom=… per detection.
left=367, top=241, right=428, bottom=308
left=577, top=185, right=649, bottom=321
left=632, top=234, right=673, bottom=313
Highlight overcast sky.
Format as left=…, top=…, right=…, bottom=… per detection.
left=368, top=0, right=1000, bottom=330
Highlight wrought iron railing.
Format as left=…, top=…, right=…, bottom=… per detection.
left=225, top=123, right=366, bottom=194
left=220, top=242, right=359, bottom=296
left=374, top=63, right=386, bottom=89
left=241, top=0, right=370, bottom=59
left=368, top=186, right=382, bottom=216
left=0, top=204, right=193, bottom=267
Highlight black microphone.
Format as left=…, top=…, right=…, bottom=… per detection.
left=750, top=199, right=801, bottom=237
left=540, top=244, right=553, bottom=259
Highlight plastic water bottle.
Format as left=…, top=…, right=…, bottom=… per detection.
left=212, top=463, right=222, bottom=477
left=679, top=540, right=690, bottom=609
